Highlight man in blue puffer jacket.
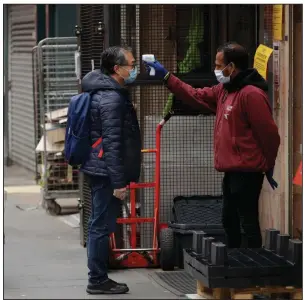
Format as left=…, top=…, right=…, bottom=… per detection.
left=80, top=46, right=141, bottom=295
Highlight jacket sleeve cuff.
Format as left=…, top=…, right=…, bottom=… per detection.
left=112, top=181, right=127, bottom=190
left=164, top=73, right=180, bottom=89
left=163, top=72, right=171, bottom=83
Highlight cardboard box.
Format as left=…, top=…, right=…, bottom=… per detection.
left=59, top=117, right=68, bottom=125
left=45, top=107, right=68, bottom=122
left=36, top=136, right=65, bottom=153
left=35, top=127, right=65, bottom=153
left=41, top=122, right=62, bottom=131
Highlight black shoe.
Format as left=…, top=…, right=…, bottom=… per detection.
left=108, top=278, right=127, bottom=287
left=86, top=279, right=129, bottom=295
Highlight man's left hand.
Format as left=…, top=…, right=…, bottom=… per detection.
left=113, top=188, right=127, bottom=200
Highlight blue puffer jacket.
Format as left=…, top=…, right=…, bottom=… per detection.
left=80, top=70, right=142, bottom=189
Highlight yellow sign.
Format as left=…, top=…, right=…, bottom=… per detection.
left=273, top=5, right=283, bottom=40
left=253, top=44, right=274, bottom=80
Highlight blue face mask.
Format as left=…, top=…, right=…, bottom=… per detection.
left=122, top=66, right=138, bottom=85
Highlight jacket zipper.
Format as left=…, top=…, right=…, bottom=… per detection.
left=215, top=90, right=229, bottom=167
left=222, top=91, right=228, bottom=103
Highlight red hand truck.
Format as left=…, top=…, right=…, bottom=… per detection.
left=109, top=114, right=171, bottom=268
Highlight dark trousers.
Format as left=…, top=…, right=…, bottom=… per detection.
left=222, top=172, right=264, bottom=248
left=86, top=176, right=121, bottom=284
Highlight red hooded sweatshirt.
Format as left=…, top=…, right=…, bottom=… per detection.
left=166, top=69, right=280, bottom=173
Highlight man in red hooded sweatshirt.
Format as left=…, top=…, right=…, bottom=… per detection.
left=144, top=42, right=280, bottom=248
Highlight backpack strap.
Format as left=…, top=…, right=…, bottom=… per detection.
left=92, top=137, right=102, bottom=148
left=92, top=137, right=103, bottom=158
left=88, top=90, right=104, bottom=158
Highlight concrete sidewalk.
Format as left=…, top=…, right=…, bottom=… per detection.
left=4, top=167, right=179, bottom=299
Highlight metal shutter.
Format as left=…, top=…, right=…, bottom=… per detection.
left=8, top=4, right=37, bottom=172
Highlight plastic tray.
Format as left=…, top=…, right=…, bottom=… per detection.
left=172, top=195, right=223, bottom=225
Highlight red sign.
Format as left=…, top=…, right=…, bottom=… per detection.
left=293, top=161, right=303, bottom=186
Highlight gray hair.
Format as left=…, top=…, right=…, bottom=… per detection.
left=100, top=46, right=133, bottom=74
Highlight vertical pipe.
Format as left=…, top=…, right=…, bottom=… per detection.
left=153, top=123, right=162, bottom=249
left=37, top=40, right=48, bottom=198
left=258, top=5, right=265, bottom=45
left=130, top=188, right=137, bottom=248
left=281, top=5, right=292, bottom=234
left=103, top=5, right=110, bottom=49
left=223, top=5, right=228, bottom=42
left=210, top=5, right=216, bottom=71
left=3, top=4, right=11, bottom=166
left=45, top=4, right=49, bottom=37
left=32, top=46, right=39, bottom=183
left=288, top=4, right=294, bottom=236
left=110, top=233, right=117, bottom=249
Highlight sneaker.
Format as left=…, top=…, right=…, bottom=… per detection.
left=86, top=279, right=129, bottom=295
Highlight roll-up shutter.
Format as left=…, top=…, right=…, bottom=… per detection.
left=8, top=4, right=37, bottom=172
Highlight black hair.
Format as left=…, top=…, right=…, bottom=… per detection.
left=100, top=46, right=132, bottom=75
left=217, top=42, right=249, bottom=70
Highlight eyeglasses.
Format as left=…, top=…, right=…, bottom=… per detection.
left=120, top=64, right=136, bottom=68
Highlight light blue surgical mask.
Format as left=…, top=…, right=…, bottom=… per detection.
left=121, top=66, right=138, bottom=85
left=214, top=63, right=234, bottom=84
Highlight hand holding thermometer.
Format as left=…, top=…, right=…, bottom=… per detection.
left=142, top=54, right=156, bottom=76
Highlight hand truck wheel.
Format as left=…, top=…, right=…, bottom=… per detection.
left=160, top=227, right=175, bottom=271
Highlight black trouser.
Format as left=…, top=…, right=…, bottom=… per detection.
left=222, top=171, right=264, bottom=248
left=85, top=176, right=121, bottom=284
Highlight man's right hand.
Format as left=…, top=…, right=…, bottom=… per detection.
left=266, top=168, right=278, bottom=190
left=143, top=60, right=168, bottom=79
left=113, top=188, right=127, bottom=200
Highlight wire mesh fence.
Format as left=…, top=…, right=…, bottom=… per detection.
left=34, top=37, right=79, bottom=203
left=263, top=5, right=274, bottom=48
left=122, top=5, right=223, bottom=248
left=80, top=4, right=105, bottom=77
left=79, top=4, right=259, bottom=249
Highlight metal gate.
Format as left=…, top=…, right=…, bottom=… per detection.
left=8, top=4, right=37, bottom=172
left=33, top=37, right=80, bottom=214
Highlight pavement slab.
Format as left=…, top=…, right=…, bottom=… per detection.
left=4, top=181, right=179, bottom=299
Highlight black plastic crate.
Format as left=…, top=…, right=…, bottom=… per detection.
left=166, top=195, right=249, bottom=269
left=183, top=229, right=303, bottom=288
left=171, top=195, right=225, bottom=269
left=169, top=224, right=226, bottom=269
left=160, top=195, right=227, bottom=270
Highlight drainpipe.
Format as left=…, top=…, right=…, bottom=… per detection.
left=281, top=5, right=293, bottom=235
left=45, top=4, right=50, bottom=38
left=287, top=5, right=294, bottom=237
left=3, top=4, right=12, bottom=166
